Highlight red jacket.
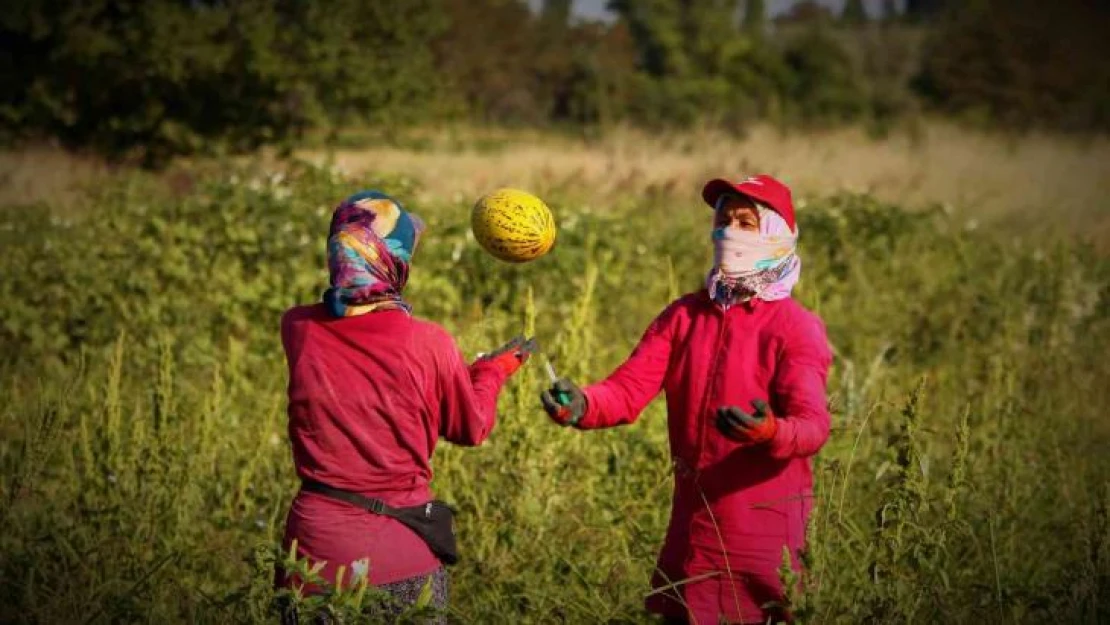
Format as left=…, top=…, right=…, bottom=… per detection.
left=278, top=304, right=508, bottom=586
left=579, top=292, right=833, bottom=624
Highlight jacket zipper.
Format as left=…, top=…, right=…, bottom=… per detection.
left=677, top=301, right=731, bottom=584
left=694, top=303, right=730, bottom=470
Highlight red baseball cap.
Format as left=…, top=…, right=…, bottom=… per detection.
left=701, top=174, right=796, bottom=232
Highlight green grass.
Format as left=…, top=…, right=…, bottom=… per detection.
left=0, top=160, right=1107, bottom=624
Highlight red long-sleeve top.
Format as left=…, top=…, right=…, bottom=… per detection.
left=278, top=304, right=508, bottom=586
left=578, top=291, right=833, bottom=624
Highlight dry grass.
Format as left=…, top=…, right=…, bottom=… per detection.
left=302, top=122, right=1110, bottom=243
left=0, top=145, right=117, bottom=208
left=3, top=122, right=1108, bottom=243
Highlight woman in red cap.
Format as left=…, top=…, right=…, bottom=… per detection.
left=277, top=190, right=535, bottom=623
left=541, top=175, right=832, bottom=624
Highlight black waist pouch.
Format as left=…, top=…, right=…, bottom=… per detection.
left=300, top=479, right=459, bottom=566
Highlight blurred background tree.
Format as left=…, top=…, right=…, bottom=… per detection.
left=0, top=0, right=447, bottom=165
left=881, top=0, right=899, bottom=23
left=743, top=0, right=766, bottom=35
left=775, top=0, right=835, bottom=25
left=905, top=0, right=946, bottom=21
left=913, top=0, right=1110, bottom=132
left=1, top=0, right=1105, bottom=165
left=841, top=0, right=868, bottom=25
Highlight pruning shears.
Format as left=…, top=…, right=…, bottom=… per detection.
left=544, top=358, right=572, bottom=407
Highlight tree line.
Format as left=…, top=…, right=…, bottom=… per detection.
left=2, top=0, right=1106, bottom=165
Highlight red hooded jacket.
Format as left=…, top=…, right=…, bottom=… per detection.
left=579, top=291, right=833, bottom=624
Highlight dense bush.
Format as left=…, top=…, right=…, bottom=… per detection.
left=0, top=0, right=447, bottom=165
left=781, top=27, right=868, bottom=124
left=1, top=163, right=1107, bottom=623
left=913, top=0, right=1110, bottom=132
left=11, top=0, right=1104, bottom=162
left=4, top=0, right=1106, bottom=164
left=0, top=0, right=908, bottom=163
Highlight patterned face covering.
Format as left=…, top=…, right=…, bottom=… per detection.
left=706, top=203, right=800, bottom=306
left=322, top=190, right=425, bottom=317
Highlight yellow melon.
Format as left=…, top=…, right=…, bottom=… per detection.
left=471, top=188, right=556, bottom=263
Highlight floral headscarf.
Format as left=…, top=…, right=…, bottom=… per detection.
left=322, top=190, right=425, bottom=317
left=706, top=196, right=801, bottom=307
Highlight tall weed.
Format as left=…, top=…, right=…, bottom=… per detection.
left=0, top=163, right=1106, bottom=623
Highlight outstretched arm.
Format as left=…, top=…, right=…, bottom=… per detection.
left=439, top=344, right=507, bottom=446
left=573, top=303, right=680, bottom=430
left=440, top=335, right=536, bottom=445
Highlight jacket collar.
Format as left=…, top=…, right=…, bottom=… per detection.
left=696, top=290, right=765, bottom=315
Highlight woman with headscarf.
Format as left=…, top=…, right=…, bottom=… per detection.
left=540, top=175, right=833, bottom=624
left=277, top=190, right=535, bottom=622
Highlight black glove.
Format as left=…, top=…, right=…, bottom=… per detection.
left=714, top=399, right=778, bottom=445
left=540, top=378, right=587, bottom=427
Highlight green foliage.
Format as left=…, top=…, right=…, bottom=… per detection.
left=611, top=0, right=881, bottom=129
left=624, top=74, right=737, bottom=128
left=743, top=0, right=766, bottom=34
left=0, top=0, right=895, bottom=154
left=3, top=0, right=1107, bottom=162
left=781, top=27, right=869, bottom=125
left=0, top=0, right=448, bottom=165
left=430, top=1, right=631, bottom=127
left=272, top=0, right=448, bottom=129
left=776, top=0, right=835, bottom=26
left=1, top=163, right=1108, bottom=622
left=913, top=0, right=1110, bottom=132
left=905, top=0, right=946, bottom=21
left=433, top=0, right=547, bottom=123
left=273, top=541, right=447, bottom=623
left=552, top=24, right=638, bottom=126
left=608, top=0, right=696, bottom=78
left=840, top=0, right=868, bottom=25
left=540, top=0, right=572, bottom=26
left=881, top=0, right=900, bottom=23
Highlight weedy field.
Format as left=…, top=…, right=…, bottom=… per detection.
left=0, top=127, right=1108, bottom=624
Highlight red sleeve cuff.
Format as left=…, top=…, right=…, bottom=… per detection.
left=469, top=358, right=510, bottom=384
left=574, top=386, right=604, bottom=429
left=766, top=417, right=796, bottom=459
